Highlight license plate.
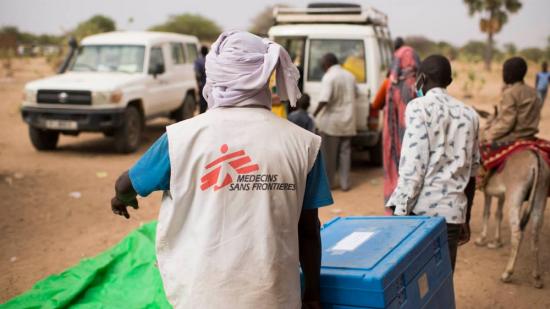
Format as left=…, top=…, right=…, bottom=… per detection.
left=45, top=119, right=78, bottom=130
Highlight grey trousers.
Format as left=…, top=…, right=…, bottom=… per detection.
left=320, top=133, right=351, bottom=191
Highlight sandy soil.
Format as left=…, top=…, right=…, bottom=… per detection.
left=1, top=58, right=550, bottom=308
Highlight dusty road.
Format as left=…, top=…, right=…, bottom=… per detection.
left=1, top=58, right=549, bottom=308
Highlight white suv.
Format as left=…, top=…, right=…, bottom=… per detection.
left=268, top=3, right=392, bottom=165
left=21, top=31, right=200, bottom=153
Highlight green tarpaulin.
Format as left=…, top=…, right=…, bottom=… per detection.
left=1, top=222, right=171, bottom=309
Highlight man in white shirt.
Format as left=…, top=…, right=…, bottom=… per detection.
left=314, top=53, right=357, bottom=191
left=386, top=55, right=479, bottom=271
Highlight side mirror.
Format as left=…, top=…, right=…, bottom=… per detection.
left=150, top=63, right=165, bottom=78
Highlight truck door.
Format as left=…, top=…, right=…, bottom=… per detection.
left=304, top=38, right=370, bottom=131
left=145, top=45, right=171, bottom=116
left=164, top=42, right=190, bottom=111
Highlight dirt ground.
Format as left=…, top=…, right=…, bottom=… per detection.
left=1, top=58, right=549, bottom=308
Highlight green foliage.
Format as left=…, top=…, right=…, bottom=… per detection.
left=73, top=15, right=116, bottom=41
left=458, top=40, right=502, bottom=62
left=405, top=36, right=458, bottom=60
left=519, top=47, right=545, bottom=63
left=503, top=42, right=517, bottom=56
left=149, top=13, right=221, bottom=41
left=459, top=41, right=485, bottom=61
left=461, top=69, right=486, bottom=98
left=1, top=26, right=62, bottom=45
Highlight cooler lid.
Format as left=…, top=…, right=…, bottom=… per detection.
left=321, top=217, right=426, bottom=270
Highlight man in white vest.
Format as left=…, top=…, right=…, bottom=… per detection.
left=110, top=31, right=333, bottom=309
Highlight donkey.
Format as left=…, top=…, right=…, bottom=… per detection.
left=476, top=151, right=549, bottom=288
left=474, top=108, right=550, bottom=288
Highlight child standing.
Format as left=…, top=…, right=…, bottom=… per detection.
left=535, top=61, right=549, bottom=105
left=288, top=94, right=315, bottom=132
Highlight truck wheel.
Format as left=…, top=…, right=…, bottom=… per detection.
left=172, top=93, right=196, bottom=122
left=114, top=106, right=143, bottom=153
left=369, top=133, right=383, bottom=167
left=29, top=126, right=59, bottom=151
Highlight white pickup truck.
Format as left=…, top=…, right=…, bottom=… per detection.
left=21, top=31, right=200, bottom=153
left=269, top=3, right=393, bottom=165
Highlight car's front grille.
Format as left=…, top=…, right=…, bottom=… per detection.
left=37, top=90, right=92, bottom=105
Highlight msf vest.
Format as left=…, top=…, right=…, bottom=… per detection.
left=157, top=107, right=321, bottom=309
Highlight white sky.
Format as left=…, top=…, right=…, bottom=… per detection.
left=1, top=0, right=548, bottom=48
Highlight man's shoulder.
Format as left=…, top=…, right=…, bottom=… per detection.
left=506, top=83, right=538, bottom=101
left=442, top=94, right=479, bottom=121
left=405, top=97, right=427, bottom=111
left=167, top=110, right=211, bottom=133
left=283, top=118, right=322, bottom=148
left=335, top=66, right=355, bottom=80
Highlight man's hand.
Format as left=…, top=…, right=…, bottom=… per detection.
left=111, top=196, right=139, bottom=219
left=111, top=170, right=139, bottom=219
left=313, top=102, right=327, bottom=117
left=458, top=223, right=471, bottom=246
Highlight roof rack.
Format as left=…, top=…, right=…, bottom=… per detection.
left=273, top=6, right=388, bottom=26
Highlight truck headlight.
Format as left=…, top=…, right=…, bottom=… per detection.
left=110, top=90, right=123, bottom=103
left=23, top=89, right=37, bottom=103
left=93, top=90, right=123, bottom=105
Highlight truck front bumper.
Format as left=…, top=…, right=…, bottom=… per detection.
left=21, top=106, right=126, bottom=132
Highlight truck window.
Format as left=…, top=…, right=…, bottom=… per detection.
left=377, top=38, right=388, bottom=72
left=149, top=47, right=165, bottom=74
left=308, top=39, right=366, bottom=83
left=185, top=44, right=198, bottom=63
left=274, top=37, right=305, bottom=91
left=170, top=43, right=186, bottom=64
left=69, top=45, right=145, bottom=73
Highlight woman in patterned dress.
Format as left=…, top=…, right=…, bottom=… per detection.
left=382, top=38, right=420, bottom=213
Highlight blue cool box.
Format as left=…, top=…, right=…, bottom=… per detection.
left=318, top=216, right=455, bottom=309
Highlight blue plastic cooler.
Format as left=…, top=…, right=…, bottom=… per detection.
left=318, top=216, right=455, bottom=309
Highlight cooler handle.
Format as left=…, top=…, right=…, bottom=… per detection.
left=433, top=236, right=442, bottom=264
left=398, top=274, right=407, bottom=306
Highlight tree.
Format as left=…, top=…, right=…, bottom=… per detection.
left=463, top=0, right=522, bottom=71
left=150, top=14, right=221, bottom=41
left=73, top=15, right=116, bottom=41
left=249, top=5, right=287, bottom=37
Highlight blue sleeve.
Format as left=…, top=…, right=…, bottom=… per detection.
left=302, top=151, right=334, bottom=210
left=128, top=133, right=171, bottom=197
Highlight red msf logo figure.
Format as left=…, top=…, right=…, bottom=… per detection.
left=200, top=144, right=260, bottom=191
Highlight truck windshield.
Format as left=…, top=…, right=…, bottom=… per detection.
left=69, top=45, right=145, bottom=73
left=308, top=39, right=366, bottom=83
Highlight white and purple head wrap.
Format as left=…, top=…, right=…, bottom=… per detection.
left=203, top=31, right=301, bottom=109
